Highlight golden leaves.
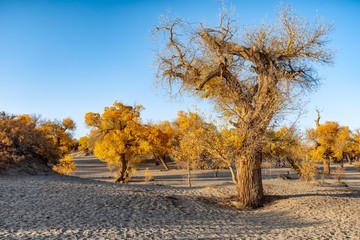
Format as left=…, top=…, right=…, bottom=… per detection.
left=0, top=113, right=67, bottom=170
left=85, top=101, right=148, bottom=170
left=309, top=121, right=352, bottom=161
left=52, top=155, right=76, bottom=175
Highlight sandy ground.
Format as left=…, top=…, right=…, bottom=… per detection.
left=73, top=156, right=360, bottom=191
left=72, top=156, right=300, bottom=187
left=1, top=158, right=360, bottom=239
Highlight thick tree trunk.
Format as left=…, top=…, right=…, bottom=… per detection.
left=323, top=159, right=331, bottom=175
left=115, top=154, right=128, bottom=183
left=159, top=155, right=170, bottom=171
left=236, top=150, right=264, bottom=208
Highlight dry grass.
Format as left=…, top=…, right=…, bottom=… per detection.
left=354, top=161, right=360, bottom=171
left=299, top=160, right=317, bottom=182
left=332, top=165, right=345, bottom=182
left=144, top=168, right=154, bottom=182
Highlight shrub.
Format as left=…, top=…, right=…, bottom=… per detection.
left=332, top=165, right=344, bottom=183
left=144, top=168, right=154, bottom=182
left=354, top=161, right=360, bottom=171
left=0, top=113, right=60, bottom=171
left=299, top=159, right=317, bottom=182
left=52, top=155, right=76, bottom=175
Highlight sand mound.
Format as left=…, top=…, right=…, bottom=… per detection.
left=0, top=158, right=54, bottom=176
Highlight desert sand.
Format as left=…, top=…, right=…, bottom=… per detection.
left=1, top=159, right=360, bottom=239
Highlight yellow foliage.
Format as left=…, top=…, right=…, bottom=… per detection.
left=144, top=168, right=154, bottom=182
left=309, top=121, right=350, bottom=162
left=52, top=155, right=76, bottom=175
left=171, top=111, right=240, bottom=174
left=78, top=136, right=90, bottom=153
left=145, top=122, right=174, bottom=159
left=172, top=111, right=210, bottom=169
left=85, top=101, right=148, bottom=183
left=299, top=157, right=317, bottom=182
left=38, top=118, right=76, bottom=157
left=0, top=113, right=61, bottom=170
left=263, top=126, right=306, bottom=173
left=62, top=117, right=76, bottom=130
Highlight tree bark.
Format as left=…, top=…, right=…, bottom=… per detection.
left=286, top=157, right=301, bottom=176
left=159, top=155, right=170, bottom=171
left=229, top=165, right=238, bottom=185
left=346, top=154, right=352, bottom=165
left=187, top=161, right=192, bottom=188
left=214, top=167, right=219, bottom=178
left=115, top=154, right=128, bottom=183
left=323, top=158, right=331, bottom=175
left=236, top=150, right=264, bottom=208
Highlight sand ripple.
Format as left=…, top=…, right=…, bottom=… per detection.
left=1, top=175, right=360, bottom=239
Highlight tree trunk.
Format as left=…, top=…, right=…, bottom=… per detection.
left=286, top=157, right=301, bottom=176
left=115, top=154, right=128, bottom=183
left=346, top=154, right=352, bottom=165
left=159, top=155, right=170, bottom=171
left=323, top=158, right=331, bottom=175
left=229, top=165, right=238, bottom=185
left=236, top=150, right=264, bottom=208
left=187, top=161, right=192, bottom=188
left=214, top=167, right=219, bottom=178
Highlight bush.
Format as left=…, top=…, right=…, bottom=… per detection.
left=0, top=114, right=60, bottom=171
left=299, top=159, right=317, bottom=182
left=144, top=168, right=154, bottom=182
left=332, top=165, right=344, bottom=183
left=52, top=155, right=76, bottom=175
left=354, top=161, right=360, bottom=172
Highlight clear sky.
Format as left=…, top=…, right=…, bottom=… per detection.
left=0, top=0, right=359, bottom=138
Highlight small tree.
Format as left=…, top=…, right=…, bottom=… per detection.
left=53, top=155, right=76, bottom=175
left=308, top=113, right=350, bottom=175
left=199, top=124, right=241, bottom=184
left=145, top=122, right=175, bottom=171
left=38, top=117, right=77, bottom=174
left=78, top=136, right=92, bottom=155
left=263, top=126, right=306, bottom=176
left=299, top=156, right=317, bottom=182
left=85, top=101, right=149, bottom=183
left=171, top=111, right=211, bottom=187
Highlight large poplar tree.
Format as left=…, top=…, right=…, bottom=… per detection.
left=155, top=7, right=333, bottom=208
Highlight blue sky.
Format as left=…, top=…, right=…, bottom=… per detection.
left=0, top=0, right=359, bottom=138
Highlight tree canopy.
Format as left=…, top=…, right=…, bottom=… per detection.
left=85, top=101, right=149, bottom=183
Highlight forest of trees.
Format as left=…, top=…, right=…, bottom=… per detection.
left=80, top=101, right=360, bottom=186
left=2, top=6, right=359, bottom=209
